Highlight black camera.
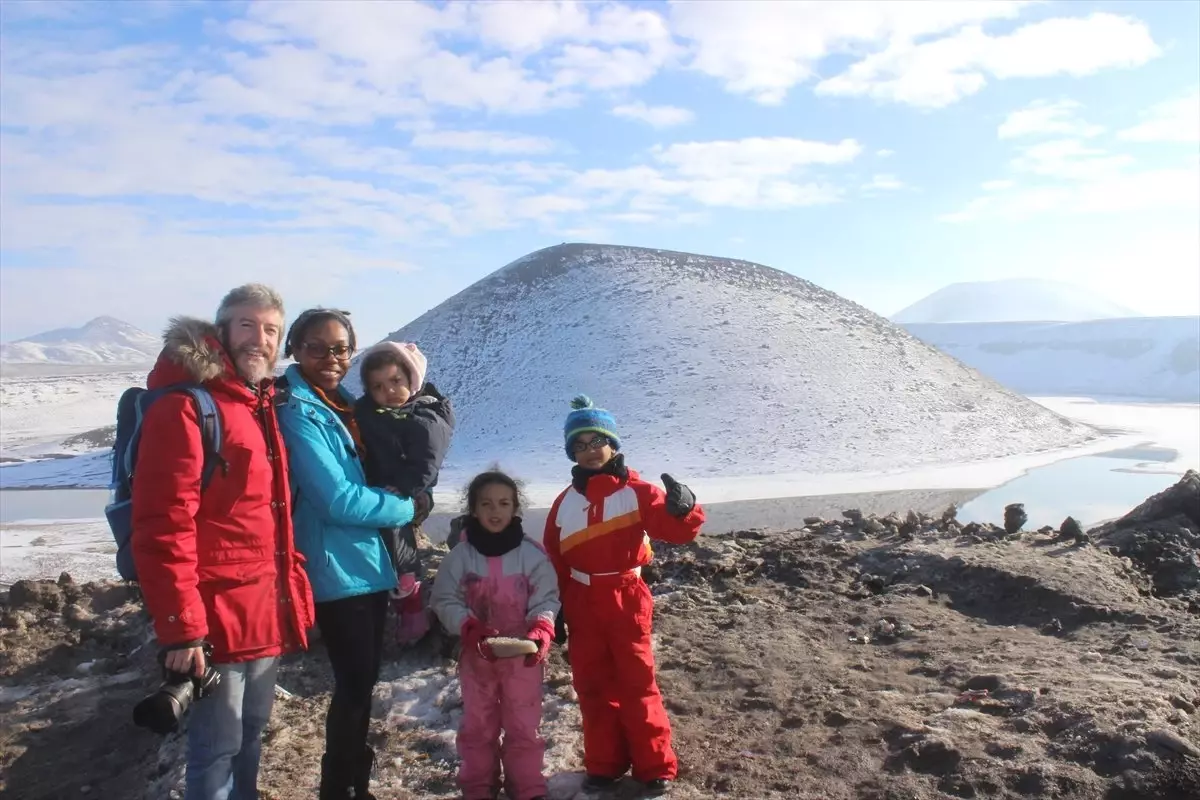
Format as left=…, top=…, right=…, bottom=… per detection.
left=133, top=644, right=221, bottom=734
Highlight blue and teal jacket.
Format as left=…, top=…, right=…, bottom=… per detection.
left=275, top=364, right=414, bottom=603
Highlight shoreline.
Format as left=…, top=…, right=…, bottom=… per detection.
left=0, top=487, right=983, bottom=587
left=392, top=486, right=984, bottom=541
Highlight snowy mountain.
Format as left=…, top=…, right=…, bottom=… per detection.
left=892, top=279, right=1139, bottom=324
left=353, top=243, right=1097, bottom=482
left=903, top=317, right=1200, bottom=402
left=0, top=316, right=159, bottom=365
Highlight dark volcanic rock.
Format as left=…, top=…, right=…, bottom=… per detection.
left=1004, top=503, right=1028, bottom=535
left=1061, top=516, right=1084, bottom=541
left=1091, top=470, right=1200, bottom=600
left=8, top=580, right=64, bottom=612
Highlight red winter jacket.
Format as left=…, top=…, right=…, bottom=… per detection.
left=131, top=318, right=314, bottom=664
left=543, top=462, right=705, bottom=587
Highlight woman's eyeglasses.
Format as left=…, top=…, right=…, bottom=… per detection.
left=301, top=342, right=353, bottom=360
left=571, top=436, right=610, bottom=453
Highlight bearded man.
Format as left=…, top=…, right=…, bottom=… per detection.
left=131, top=283, right=314, bottom=800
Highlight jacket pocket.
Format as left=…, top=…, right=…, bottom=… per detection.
left=630, top=578, right=655, bottom=634
left=197, top=561, right=278, bottom=656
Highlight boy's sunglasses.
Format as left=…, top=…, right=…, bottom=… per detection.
left=571, top=436, right=611, bottom=453
left=301, top=342, right=353, bottom=360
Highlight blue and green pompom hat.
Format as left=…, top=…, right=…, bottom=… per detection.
left=563, top=394, right=621, bottom=459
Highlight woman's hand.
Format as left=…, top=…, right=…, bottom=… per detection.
left=412, top=491, right=432, bottom=525
left=383, top=486, right=429, bottom=525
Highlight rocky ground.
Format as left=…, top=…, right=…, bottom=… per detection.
left=1, top=474, right=1197, bottom=799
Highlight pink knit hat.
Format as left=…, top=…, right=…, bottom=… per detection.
left=362, top=341, right=427, bottom=394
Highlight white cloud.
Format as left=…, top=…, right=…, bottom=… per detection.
left=876, top=148, right=896, bottom=158
left=816, top=13, right=1160, bottom=108
left=0, top=203, right=420, bottom=340
left=863, top=174, right=904, bottom=192
left=611, top=102, right=694, bottom=127
left=551, top=43, right=666, bottom=90
left=652, top=137, right=862, bottom=178
left=943, top=161, right=1198, bottom=222
left=408, top=130, right=559, bottom=154
left=201, top=0, right=677, bottom=121
left=569, top=137, right=861, bottom=210
left=998, top=99, right=1104, bottom=139
left=670, top=0, right=1030, bottom=105
left=945, top=89, right=1200, bottom=224
left=0, top=0, right=1180, bottom=336
left=1010, top=139, right=1134, bottom=181
left=1119, top=90, right=1200, bottom=143
left=469, top=0, right=591, bottom=53
left=940, top=155, right=1195, bottom=221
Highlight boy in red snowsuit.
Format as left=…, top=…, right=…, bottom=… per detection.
left=543, top=396, right=704, bottom=796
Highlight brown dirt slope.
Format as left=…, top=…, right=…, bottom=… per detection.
left=1, top=474, right=1197, bottom=799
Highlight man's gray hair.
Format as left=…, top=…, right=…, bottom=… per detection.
left=215, top=283, right=286, bottom=341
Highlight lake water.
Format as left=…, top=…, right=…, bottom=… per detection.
left=0, top=447, right=1185, bottom=529
left=957, top=446, right=1181, bottom=528
left=0, top=488, right=108, bottom=523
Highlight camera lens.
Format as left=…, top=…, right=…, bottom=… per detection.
left=132, top=676, right=195, bottom=734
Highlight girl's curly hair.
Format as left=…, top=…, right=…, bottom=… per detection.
left=462, top=464, right=528, bottom=515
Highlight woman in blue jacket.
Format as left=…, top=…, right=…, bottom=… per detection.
left=275, top=307, right=415, bottom=800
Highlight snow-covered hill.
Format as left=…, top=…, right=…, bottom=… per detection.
left=0, top=316, right=159, bottom=365
left=903, top=317, right=1200, bottom=402
left=892, top=278, right=1139, bottom=324
left=351, top=243, right=1097, bottom=482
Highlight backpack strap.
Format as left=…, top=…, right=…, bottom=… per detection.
left=179, top=386, right=225, bottom=490
left=272, top=374, right=292, bottom=408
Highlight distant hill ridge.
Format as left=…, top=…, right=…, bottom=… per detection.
left=1, top=316, right=160, bottom=365
left=893, top=278, right=1140, bottom=324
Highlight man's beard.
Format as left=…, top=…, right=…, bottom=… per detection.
left=235, top=348, right=276, bottom=384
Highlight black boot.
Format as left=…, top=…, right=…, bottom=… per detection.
left=642, top=778, right=671, bottom=797
left=319, top=753, right=354, bottom=800
left=353, top=745, right=378, bottom=800
left=583, top=774, right=620, bottom=791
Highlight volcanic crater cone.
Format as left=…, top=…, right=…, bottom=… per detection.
left=362, top=244, right=1096, bottom=479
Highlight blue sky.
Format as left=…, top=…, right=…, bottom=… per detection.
left=1, top=0, right=1197, bottom=345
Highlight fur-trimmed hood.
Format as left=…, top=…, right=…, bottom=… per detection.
left=147, top=316, right=271, bottom=401
left=159, top=316, right=228, bottom=383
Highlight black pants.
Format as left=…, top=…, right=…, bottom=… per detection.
left=315, top=591, right=389, bottom=794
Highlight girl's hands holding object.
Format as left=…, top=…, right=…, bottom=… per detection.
left=461, top=616, right=499, bottom=661
left=524, top=617, right=556, bottom=666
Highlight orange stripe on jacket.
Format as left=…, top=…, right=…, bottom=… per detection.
left=560, top=510, right=642, bottom=554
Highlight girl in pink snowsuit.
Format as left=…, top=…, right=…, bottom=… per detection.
left=431, top=471, right=560, bottom=800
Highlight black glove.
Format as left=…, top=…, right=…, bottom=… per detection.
left=553, top=609, right=567, bottom=645
left=661, top=473, right=696, bottom=517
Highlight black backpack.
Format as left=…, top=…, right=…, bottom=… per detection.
left=104, top=384, right=224, bottom=581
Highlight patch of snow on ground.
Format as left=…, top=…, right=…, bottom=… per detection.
left=1032, top=397, right=1199, bottom=475
left=0, top=519, right=117, bottom=585
left=0, top=370, right=139, bottom=457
